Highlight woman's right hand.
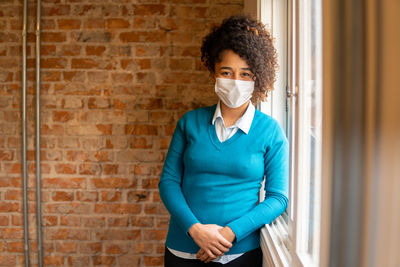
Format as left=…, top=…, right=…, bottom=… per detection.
left=188, top=223, right=232, bottom=258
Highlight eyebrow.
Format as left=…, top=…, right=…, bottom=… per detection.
left=219, top=66, right=252, bottom=71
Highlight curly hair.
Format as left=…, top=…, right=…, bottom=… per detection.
left=201, top=15, right=278, bottom=104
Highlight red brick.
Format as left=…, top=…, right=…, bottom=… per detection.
left=46, top=229, right=89, bottom=240
left=82, top=217, right=106, bottom=227
left=42, top=32, right=67, bottom=43
left=131, top=216, right=154, bottom=228
left=52, top=111, right=74, bottom=122
left=0, top=202, right=19, bottom=212
left=60, top=215, right=81, bottom=226
left=0, top=216, right=8, bottom=226
left=42, top=178, right=86, bottom=189
left=143, top=229, right=167, bottom=241
left=55, top=163, right=77, bottom=174
left=88, top=97, right=111, bottom=109
left=105, top=243, right=127, bottom=254
left=43, top=216, right=58, bottom=226
left=107, top=18, right=130, bottom=29
left=43, top=5, right=71, bottom=16
left=107, top=217, right=129, bottom=227
left=60, top=45, right=81, bottom=56
left=120, top=31, right=166, bottom=43
left=141, top=178, right=159, bottom=189
left=94, top=229, right=141, bottom=240
left=130, top=137, right=153, bottom=149
left=79, top=242, right=102, bottom=254
left=55, top=241, right=77, bottom=253
left=76, top=191, right=98, bottom=202
left=0, top=255, right=17, bottom=266
left=143, top=256, right=164, bottom=266
left=111, top=72, right=133, bottom=84
left=67, top=256, right=90, bottom=266
left=46, top=203, right=91, bottom=215
left=1, top=228, right=23, bottom=239
left=134, top=4, right=166, bottom=16
left=7, top=241, right=24, bottom=253
left=91, top=178, right=136, bottom=189
left=96, top=124, right=113, bottom=135
left=128, top=190, right=150, bottom=202
left=113, top=98, right=127, bottom=109
left=41, top=58, right=67, bottom=69
left=118, top=255, right=141, bottom=266
left=103, top=164, right=119, bottom=175
left=0, top=150, right=13, bottom=160
left=58, top=19, right=81, bottom=30
left=92, top=256, right=115, bottom=266
left=86, top=46, right=106, bottom=56
left=4, top=190, right=21, bottom=200
left=101, top=191, right=121, bottom=202
left=52, top=191, right=74, bottom=201
left=42, top=71, right=61, bottom=81
left=71, top=58, right=100, bottom=69
left=94, top=203, right=141, bottom=214
left=43, top=255, right=64, bottom=266
left=84, top=19, right=106, bottom=29
left=79, top=163, right=101, bottom=175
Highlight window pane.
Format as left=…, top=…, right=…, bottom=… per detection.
left=298, top=0, right=322, bottom=262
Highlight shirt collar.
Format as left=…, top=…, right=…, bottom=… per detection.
left=212, top=100, right=255, bottom=134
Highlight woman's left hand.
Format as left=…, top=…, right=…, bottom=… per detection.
left=197, top=226, right=236, bottom=263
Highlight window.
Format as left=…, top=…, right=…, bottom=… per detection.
left=294, top=0, right=322, bottom=265
left=247, top=0, right=323, bottom=266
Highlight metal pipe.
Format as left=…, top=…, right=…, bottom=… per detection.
left=35, top=0, right=43, bottom=266
left=21, top=0, right=30, bottom=266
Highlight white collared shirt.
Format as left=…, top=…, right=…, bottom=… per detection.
left=167, top=101, right=256, bottom=264
left=212, top=100, right=255, bottom=142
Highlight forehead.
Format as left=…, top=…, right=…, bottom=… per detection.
left=216, top=50, right=250, bottom=69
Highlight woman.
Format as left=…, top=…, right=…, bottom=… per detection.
left=158, top=15, right=288, bottom=266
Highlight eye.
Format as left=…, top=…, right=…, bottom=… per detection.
left=221, top=71, right=231, bottom=76
left=241, top=72, right=254, bottom=80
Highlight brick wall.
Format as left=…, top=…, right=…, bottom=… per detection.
left=0, top=0, right=243, bottom=266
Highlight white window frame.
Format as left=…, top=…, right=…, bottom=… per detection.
left=245, top=1, right=331, bottom=266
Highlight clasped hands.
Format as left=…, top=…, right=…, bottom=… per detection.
left=188, top=223, right=236, bottom=263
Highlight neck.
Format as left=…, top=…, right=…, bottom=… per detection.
left=220, top=101, right=250, bottom=127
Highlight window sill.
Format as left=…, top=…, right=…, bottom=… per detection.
left=260, top=216, right=291, bottom=267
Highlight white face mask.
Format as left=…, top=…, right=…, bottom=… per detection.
left=214, top=78, right=255, bottom=108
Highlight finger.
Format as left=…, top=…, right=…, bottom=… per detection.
left=215, top=242, right=230, bottom=253
left=196, top=249, right=204, bottom=259
left=200, top=252, right=210, bottom=262
left=210, top=246, right=224, bottom=256
left=202, top=254, right=216, bottom=263
left=218, top=235, right=232, bottom=248
left=204, top=249, right=216, bottom=260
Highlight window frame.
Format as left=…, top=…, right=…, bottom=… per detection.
left=244, top=0, right=331, bottom=266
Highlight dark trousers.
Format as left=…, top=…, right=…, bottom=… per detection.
left=164, top=247, right=263, bottom=267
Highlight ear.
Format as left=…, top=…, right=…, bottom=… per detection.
left=211, top=73, right=216, bottom=83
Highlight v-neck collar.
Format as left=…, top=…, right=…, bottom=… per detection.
left=207, top=104, right=249, bottom=150
left=208, top=123, right=244, bottom=150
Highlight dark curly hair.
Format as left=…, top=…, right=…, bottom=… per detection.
left=201, top=15, right=278, bottom=104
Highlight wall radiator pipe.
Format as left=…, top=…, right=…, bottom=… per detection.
left=35, top=0, right=43, bottom=266
left=21, top=0, right=30, bottom=266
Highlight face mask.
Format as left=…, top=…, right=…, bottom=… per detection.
left=214, top=78, right=255, bottom=108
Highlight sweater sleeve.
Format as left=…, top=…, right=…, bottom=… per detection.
left=227, top=123, right=289, bottom=242
left=158, top=117, right=200, bottom=235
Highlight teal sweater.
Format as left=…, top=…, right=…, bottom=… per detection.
left=159, top=104, right=289, bottom=254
